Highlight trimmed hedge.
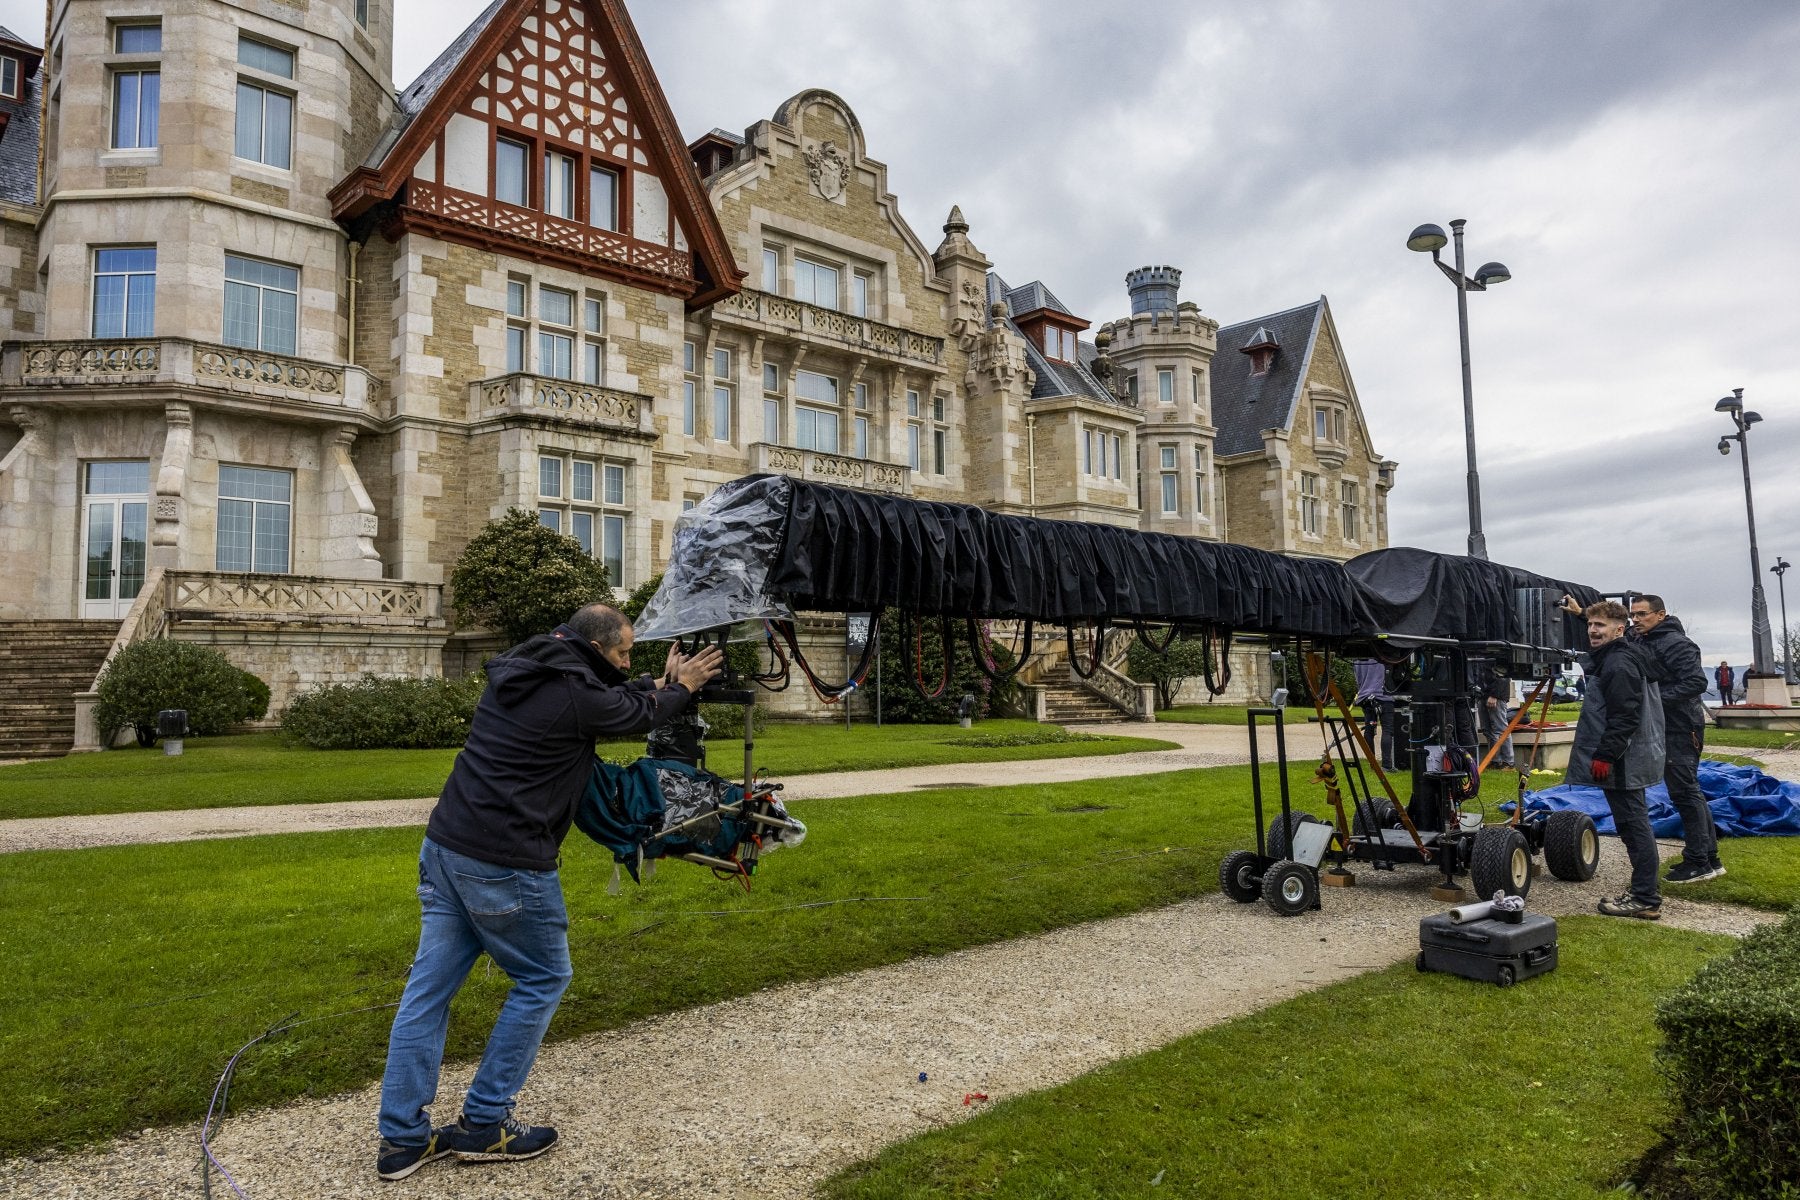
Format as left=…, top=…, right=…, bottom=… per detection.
left=93, top=639, right=266, bottom=741
left=1655, top=905, right=1800, bottom=1199
left=280, top=674, right=486, bottom=750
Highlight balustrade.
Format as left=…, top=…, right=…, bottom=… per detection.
left=3, top=339, right=379, bottom=415
left=473, top=373, right=654, bottom=435
left=750, top=442, right=911, bottom=495
left=714, top=288, right=944, bottom=367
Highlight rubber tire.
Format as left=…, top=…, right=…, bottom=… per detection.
left=1265, top=810, right=1321, bottom=860
left=1261, top=859, right=1318, bottom=917
left=1543, top=810, right=1601, bottom=882
left=1416, top=951, right=1428, bottom=972
left=1352, top=799, right=1400, bottom=837
left=1219, top=850, right=1262, bottom=904
left=1497, top=964, right=1517, bottom=988
left=1470, top=826, right=1533, bottom=901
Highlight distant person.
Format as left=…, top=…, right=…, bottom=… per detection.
left=1630, top=596, right=1721, bottom=884
left=1482, top=665, right=1515, bottom=769
left=1564, top=598, right=1666, bottom=919
left=1715, top=660, right=1736, bottom=706
left=1352, top=658, right=1398, bottom=770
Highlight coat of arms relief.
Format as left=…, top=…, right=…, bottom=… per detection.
left=803, top=140, right=851, bottom=200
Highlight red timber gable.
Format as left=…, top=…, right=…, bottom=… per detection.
left=330, top=0, right=743, bottom=308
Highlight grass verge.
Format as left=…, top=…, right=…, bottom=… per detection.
left=0, top=722, right=1176, bottom=821
left=0, top=765, right=1272, bottom=1156
left=822, top=918, right=1731, bottom=1200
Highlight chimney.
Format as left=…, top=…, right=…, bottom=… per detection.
left=1126, top=265, right=1182, bottom=315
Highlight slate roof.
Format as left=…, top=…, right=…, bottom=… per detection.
left=1210, top=298, right=1326, bottom=457
left=986, top=271, right=1128, bottom=408
left=0, top=32, right=43, bottom=206
left=361, top=0, right=506, bottom=170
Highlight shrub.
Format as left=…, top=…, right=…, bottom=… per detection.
left=450, top=508, right=610, bottom=647
left=280, top=674, right=486, bottom=750
left=1655, top=904, right=1800, bottom=1199
left=1126, top=631, right=1225, bottom=710
left=94, top=640, right=262, bottom=741
left=871, top=610, right=1018, bottom=724
left=239, top=669, right=271, bottom=722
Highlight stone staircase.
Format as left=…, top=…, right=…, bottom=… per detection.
left=0, top=620, right=120, bottom=759
left=1038, top=674, right=1133, bottom=724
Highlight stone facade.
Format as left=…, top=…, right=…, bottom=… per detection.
left=0, top=0, right=1397, bottom=725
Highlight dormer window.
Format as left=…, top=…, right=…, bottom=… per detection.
left=0, top=56, right=18, bottom=100
left=1039, top=325, right=1079, bottom=363
left=1314, top=405, right=1345, bottom=443
left=1240, top=325, right=1280, bottom=376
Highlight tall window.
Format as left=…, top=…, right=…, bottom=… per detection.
left=216, top=466, right=293, bottom=573
left=1111, top=434, right=1123, bottom=481
left=544, top=150, right=576, bottom=219
left=854, top=415, right=869, bottom=459
left=1160, top=445, right=1178, bottom=514
left=794, top=258, right=839, bottom=309
left=505, top=278, right=528, bottom=372
left=1340, top=480, right=1360, bottom=540
left=712, top=346, right=734, bottom=442
left=222, top=255, right=299, bottom=355
left=907, top=424, right=921, bottom=472
left=92, top=248, right=156, bottom=338
left=110, top=24, right=162, bottom=150
left=1191, top=368, right=1204, bottom=408
left=537, top=286, right=575, bottom=379
left=682, top=340, right=698, bottom=436
left=355, top=0, right=369, bottom=29
left=589, top=165, right=619, bottom=230
left=582, top=295, right=605, bottom=384
left=1300, top=472, right=1321, bottom=535
left=1192, top=446, right=1205, bottom=512
left=795, top=371, right=838, bottom=452
left=761, top=247, right=779, bottom=292
left=1157, top=369, right=1175, bottom=405
left=538, top=454, right=629, bottom=586
left=235, top=38, right=295, bottom=169
left=853, top=382, right=870, bottom=412
left=851, top=272, right=869, bottom=317
left=496, top=139, right=529, bottom=207
left=0, top=56, right=17, bottom=100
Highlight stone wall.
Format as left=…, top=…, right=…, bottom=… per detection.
left=0, top=208, right=42, bottom=338
left=171, top=621, right=445, bottom=717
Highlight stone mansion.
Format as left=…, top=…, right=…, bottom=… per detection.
left=0, top=0, right=1395, bottom=744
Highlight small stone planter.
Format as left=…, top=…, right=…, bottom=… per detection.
left=1511, top=724, right=1577, bottom=771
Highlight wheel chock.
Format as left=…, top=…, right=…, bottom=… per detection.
left=1322, top=868, right=1357, bottom=887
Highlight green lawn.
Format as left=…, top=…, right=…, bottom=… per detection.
left=0, top=722, right=1175, bottom=821
left=0, top=765, right=1276, bottom=1156
left=1678, top=838, right=1800, bottom=912
left=1706, top=726, right=1800, bottom=751
left=1156, top=704, right=1255, bottom=725
left=822, top=918, right=1731, bottom=1200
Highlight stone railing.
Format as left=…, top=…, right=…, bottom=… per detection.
left=407, top=180, right=694, bottom=281
left=2, top=338, right=381, bottom=418
left=1075, top=657, right=1157, bottom=722
left=750, top=442, right=911, bottom=495
left=166, top=572, right=443, bottom=626
left=714, top=288, right=945, bottom=367
left=473, top=373, right=655, bottom=436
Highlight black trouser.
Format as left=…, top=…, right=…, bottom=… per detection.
left=1665, top=724, right=1718, bottom=867
left=1604, top=786, right=1662, bottom=905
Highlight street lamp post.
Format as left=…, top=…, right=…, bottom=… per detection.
left=1715, top=388, right=1777, bottom=678
left=1407, top=219, right=1512, bottom=561
left=1773, top=557, right=1793, bottom=684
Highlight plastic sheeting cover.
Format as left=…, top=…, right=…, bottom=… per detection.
left=1344, top=546, right=1601, bottom=647
left=1517, top=760, right=1800, bottom=838
left=634, top=476, right=795, bottom=641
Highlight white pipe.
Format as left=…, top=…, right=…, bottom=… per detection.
left=1449, top=900, right=1496, bottom=924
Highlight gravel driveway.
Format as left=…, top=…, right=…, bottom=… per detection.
left=1, top=833, right=1770, bottom=1200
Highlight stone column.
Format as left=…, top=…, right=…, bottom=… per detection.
left=151, top=402, right=192, bottom=565
left=319, top=426, right=383, bottom=577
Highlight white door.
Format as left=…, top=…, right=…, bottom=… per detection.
left=81, top=461, right=151, bottom=619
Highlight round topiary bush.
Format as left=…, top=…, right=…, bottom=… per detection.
left=280, top=674, right=486, bottom=750
left=239, top=669, right=272, bottom=722
left=94, top=640, right=264, bottom=743
left=450, top=508, right=611, bottom=647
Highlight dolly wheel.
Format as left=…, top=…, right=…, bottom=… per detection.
left=1352, top=799, right=1400, bottom=838
left=1265, top=810, right=1321, bottom=860
left=1497, top=964, right=1517, bottom=988
left=1261, top=859, right=1318, bottom=917
left=1219, top=850, right=1263, bottom=904
left=1544, top=810, right=1600, bottom=882
left=1471, top=826, right=1533, bottom=900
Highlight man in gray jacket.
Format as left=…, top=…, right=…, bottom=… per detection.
left=1566, top=599, right=1666, bottom=919
left=1630, top=595, right=1721, bottom=884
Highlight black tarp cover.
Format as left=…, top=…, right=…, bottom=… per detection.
left=634, top=475, right=1605, bottom=647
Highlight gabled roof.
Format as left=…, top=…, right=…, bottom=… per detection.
left=1003, top=279, right=1079, bottom=322
left=330, top=0, right=743, bottom=308
left=1211, top=298, right=1326, bottom=456
left=0, top=28, right=43, bottom=207
left=988, top=271, right=1125, bottom=408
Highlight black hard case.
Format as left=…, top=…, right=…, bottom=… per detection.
left=1417, top=912, right=1558, bottom=986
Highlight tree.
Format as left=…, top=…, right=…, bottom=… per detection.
left=1125, top=633, right=1218, bottom=710
left=450, top=508, right=610, bottom=647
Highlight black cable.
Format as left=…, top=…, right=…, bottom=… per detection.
left=967, top=617, right=1032, bottom=683
left=1066, top=622, right=1109, bottom=679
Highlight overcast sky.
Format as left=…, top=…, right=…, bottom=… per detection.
left=9, top=0, right=1791, bottom=663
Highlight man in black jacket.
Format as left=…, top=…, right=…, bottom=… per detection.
left=376, top=604, right=721, bottom=1180
left=1565, top=600, right=1666, bottom=920
left=1630, top=595, right=1721, bottom=884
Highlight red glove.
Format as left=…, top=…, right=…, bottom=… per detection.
left=1590, top=758, right=1613, bottom=784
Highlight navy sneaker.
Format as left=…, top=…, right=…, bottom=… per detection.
left=377, top=1127, right=451, bottom=1181
left=445, top=1114, right=559, bottom=1163
left=1666, top=860, right=1723, bottom=885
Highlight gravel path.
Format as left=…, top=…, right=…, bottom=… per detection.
left=1, top=835, right=1772, bottom=1200
left=0, top=721, right=1313, bottom=855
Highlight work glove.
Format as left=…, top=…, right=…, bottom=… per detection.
left=1590, top=758, right=1613, bottom=784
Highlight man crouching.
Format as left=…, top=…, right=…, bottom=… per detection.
left=1567, top=599, right=1666, bottom=919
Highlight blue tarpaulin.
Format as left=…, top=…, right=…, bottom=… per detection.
left=1517, top=760, right=1800, bottom=838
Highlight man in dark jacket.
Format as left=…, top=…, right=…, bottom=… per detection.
left=376, top=604, right=721, bottom=1180
left=1566, top=600, right=1665, bottom=919
left=1630, top=595, right=1722, bottom=884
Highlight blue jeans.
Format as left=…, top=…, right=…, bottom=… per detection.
left=378, top=837, right=573, bottom=1144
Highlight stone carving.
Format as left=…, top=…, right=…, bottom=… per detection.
left=803, top=140, right=851, bottom=200
left=197, top=349, right=343, bottom=396
left=478, top=374, right=649, bottom=431
left=23, top=342, right=160, bottom=379
left=155, top=497, right=180, bottom=520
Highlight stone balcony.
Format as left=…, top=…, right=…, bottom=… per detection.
left=471, top=373, right=656, bottom=438
left=0, top=338, right=383, bottom=420
left=750, top=442, right=912, bottom=495
left=712, top=288, right=946, bottom=370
